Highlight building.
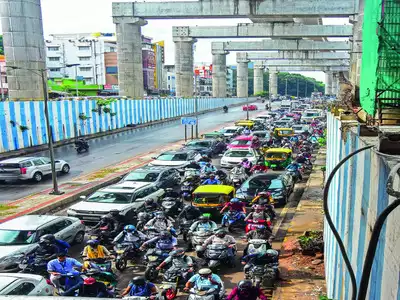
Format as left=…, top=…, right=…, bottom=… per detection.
left=226, top=67, right=234, bottom=97
left=194, top=64, right=212, bottom=96
left=0, top=55, right=8, bottom=100
left=164, top=65, right=176, bottom=95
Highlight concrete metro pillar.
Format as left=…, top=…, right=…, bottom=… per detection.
left=269, top=68, right=278, bottom=97
left=253, top=62, right=264, bottom=95
left=212, top=50, right=228, bottom=98
left=331, top=73, right=338, bottom=96
left=174, top=37, right=196, bottom=97
left=325, top=71, right=333, bottom=95
left=0, top=0, right=46, bottom=100
left=237, top=59, right=249, bottom=98
left=114, top=17, right=147, bottom=98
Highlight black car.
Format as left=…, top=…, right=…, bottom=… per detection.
left=181, top=139, right=226, bottom=157
left=121, top=166, right=181, bottom=189
left=235, top=172, right=294, bottom=206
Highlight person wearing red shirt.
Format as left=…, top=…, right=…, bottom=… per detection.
left=227, top=280, right=268, bottom=300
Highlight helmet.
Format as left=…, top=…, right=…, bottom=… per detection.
left=39, top=234, right=55, bottom=245
left=109, top=209, right=120, bottom=217
left=100, top=215, right=110, bottom=221
left=131, top=276, right=146, bottom=287
left=170, top=248, right=185, bottom=258
left=86, top=239, right=99, bottom=248
left=238, top=280, right=252, bottom=291
left=156, top=212, right=166, bottom=219
left=215, top=229, right=227, bottom=238
left=84, top=277, right=96, bottom=285
left=190, top=160, right=197, bottom=165
left=199, top=215, right=210, bottom=223
left=160, top=231, right=172, bottom=239
left=230, top=198, right=239, bottom=203
left=257, top=161, right=264, bottom=166
left=124, top=225, right=136, bottom=232
left=258, top=191, right=268, bottom=197
left=145, top=198, right=154, bottom=205
left=209, top=173, right=215, bottom=178
left=252, top=136, right=259, bottom=141
left=165, top=188, right=173, bottom=193
left=202, top=155, right=208, bottom=159
left=254, top=204, right=263, bottom=212
left=241, top=158, right=248, bottom=162
left=198, top=268, right=212, bottom=277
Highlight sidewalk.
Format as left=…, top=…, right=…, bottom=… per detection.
left=0, top=115, right=254, bottom=223
left=273, top=150, right=326, bottom=300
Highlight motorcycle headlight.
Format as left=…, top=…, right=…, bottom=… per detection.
left=148, top=255, right=158, bottom=262
left=116, top=250, right=124, bottom=254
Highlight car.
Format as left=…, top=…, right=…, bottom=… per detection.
left=242, top=104, right=258, bottom=111
left=148, top=150, right=202, bottom=170
left=0, top=273, right=53, bottom=296
left=67, top=182, right=165, bottom=223
left=292, top=124, right=310, bottom=135
left=227, top=135, right=253, bottom=150
left=219, top=126, right=243, bottom=138
left=280, top=117, right=294, bottom=126
left=121, top=166, right=180, bottom=189
left=235, top=172, right=294, bottom=205
left=252, top=131, right=271, bottom=141
left=273, top=121, right=291, bottom=128
left=181, top=139, right=224, bottom=157
left=0, top=157, right=70, bottom=183
left=220, top=148, right=259, bottom=168
left=256, top=115, right=274, bottom=123
left=0, top=215, right=85, bottom=272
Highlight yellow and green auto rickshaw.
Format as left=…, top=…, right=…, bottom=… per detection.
left=264, top=148, right=293, bottom=169
left=234, top=120, right=256, bottom=129
left=192, top=185, right=235, bottom=217
left=273, top=128, right=295, bottom=139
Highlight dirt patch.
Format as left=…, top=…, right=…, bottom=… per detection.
left=279, top=252, right=325, bottom=279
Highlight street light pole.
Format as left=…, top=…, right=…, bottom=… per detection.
left=285, top=78, right=288, bottom=96
left=0, top=64, right=4, bottom=101
left=75, top=65, right=78, bottom=96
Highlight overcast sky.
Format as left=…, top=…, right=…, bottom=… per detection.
left=1, top=0, right=350, bottom=83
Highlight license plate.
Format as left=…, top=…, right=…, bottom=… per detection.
left=148, top=256, right=158, bottom=262
left=116, top=250, right=124, bottom=254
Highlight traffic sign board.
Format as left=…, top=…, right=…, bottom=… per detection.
left=181, top=117, right=197, bottom=125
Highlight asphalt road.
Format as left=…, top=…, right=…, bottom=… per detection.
left=0, top=103, right=262, bottom=203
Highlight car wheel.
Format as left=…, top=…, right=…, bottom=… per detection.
left=32, top=172, right=43, bottom=183
left=73, top=231, right=85, bottom=245
left=61, top=164, right=70, bottom=174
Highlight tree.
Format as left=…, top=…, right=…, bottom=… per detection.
left=0, top=35, right=3, bottom=55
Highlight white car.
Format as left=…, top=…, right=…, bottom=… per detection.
left=219, top=126, right=243, bottom=138
left=0, top=157, right=70, bottom=183
left=292, top=124, right=310, bottom=135
left=0, top=273, right=53, bottom=296
left=256, top=115, right=274, bottom=123
left=148, top=150, right=201, bottom=170
left=67, top=182, right=165, bottom=223
left=0, top=215, right=85, bottom=272
left=220, top=149, right=259, bottom=168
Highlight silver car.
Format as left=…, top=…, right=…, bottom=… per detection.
left=0, top=157, right=70, bottom=183
left=0, top=273, right=53, bottom=296
left=0, top=215, right=85, bottom=272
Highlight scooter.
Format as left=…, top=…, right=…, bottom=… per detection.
left=83, top=262, right=118, bottom=288
left=19, top=255, right=49, bottom=276
left=136, top=212, right=153, bottom=232
left=160, top=266, right=195, bottom=300
left=191, top=230, right=214, bottom=256
left=179, top=218, right=193, bottom=242
left=57, top=272, right=84, bottom=296
left=114, top=242, right=142, bottom=271
left=161, top=197, right=184, bottom=218
left=223, top=106, right=228, bottom=113
left=143, top=248, right=171, bottom=281
left=203, top=244, right=236, bottom=268
left=285, top=163, right=303, bottom=183
left=75, top=138, right=89, bottom=154
left=181, top=181, right=195, bottom=201
left=221, top=210, right=246, bottom=232
left=185, top=287, right=225, bottom=300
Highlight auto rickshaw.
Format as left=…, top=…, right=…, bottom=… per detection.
left=273, top=127, right=295, bottom=139
left=234, top=120, right=255, bottom=129
left=192, top=185, right=235, bottom=217
left=264, top=148, right=293, bottom=169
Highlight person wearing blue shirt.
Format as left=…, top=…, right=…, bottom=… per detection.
left=184, top=268, right=223, bottom=299
left=121, top=276, right=158, bottom=297
left=202, top=162, right=217, bottom=174
left=47, top=253, right=83, bottom=295
left=202, top=174, right=221, bottom=185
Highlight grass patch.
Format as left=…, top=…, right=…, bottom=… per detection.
left=0, top=204, right=18, bottom=216
left=87, top=168, right=119, bottom=180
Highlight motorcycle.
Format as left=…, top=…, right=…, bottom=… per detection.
left=136, top=212, right=153, bottom=232
left=143, top=248, right=171, bottom=281
left=203, top=244, right=236, bottom=268
left=245, top=219, right=271, bottom=233
left=191, top=230, right=215, bottom=257
left=185, top=287, right=225, bottom=300
left=19, top=255, right=49, bottom=276
left=75, top=139, right=89, bottom=154
left=83, top=263, right=118, bottom=288
left=223, top=106, right=228, bottom=113
left=228, top=167, right=247, bottom=188
left=181, top=180, right=195, bottom=201
left=57, top=272, right=84, bottom=296
left=221, top=210, right=246, bottom=232
left=285, top=163, right=303, bottom=183
left=160, top=264, right=195, bottom=300
left=87, top=226, right=113, bottom=247
left=161, top=197, right=184, bottom=218
left=179, top=218, right=193, bottom=242
left=114, top=242, right=142, bottom=271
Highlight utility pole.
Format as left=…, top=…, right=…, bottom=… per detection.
left=285, top=78, right=288, bottom=96
left=305, top=81, right=308, bottom=97
left=296, top=78, right=299, bottom=98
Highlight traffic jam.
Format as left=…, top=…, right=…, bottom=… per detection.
left=0, top=99, right=327, bottom=299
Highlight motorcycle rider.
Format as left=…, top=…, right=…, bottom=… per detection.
left=227, top=280, right=267, bottom=300
left=140, top=230, right=177, bottom=252
left=113, top=224, right=147, bottom=249
left=202, top=173, right=221, bottom=185
left=202, top=162, right=218, bottom=174
left=91, top=215, right=115, bottom=241
left=47, top=252, right=83, bottom=296
left=223, top=105, right=228, bottom=113
left=79, top=277, right=110, bottom=298
left=199, top=155, right=212, bottom=163
left=250, top=136, right=261, bottom=150
left=144, top=211, right=175, bottom=235
left=164, top=187, right=180, bottom=199
left=121, top=276, right=158, bottom=297
left=202, top=229, right=236, bottom=267
left=25, top=234, right=66, bottom=260
left=142, top=198, right=161, bottom=213
left=82, top=239, right=114, bottom=261
left=240, top=158, right=253, bottom=175
left=185, top=160, right=201, bottom=170
left=189, top=215, right=218, bottom=233
left=250, top=161, right=268, bottom=173
left=178, top=203, right=202, bottom=222
left=295, top=153, right=307, bottom=164
left=250, top=192, right=276, bottom=219
left=243, top=127, right=251, bottom=136
left=74, top=137, right=89, bottom=151
left=156, top=248, right=194, bottom=282
left=184, top=268, right=223, bottom=299
left=220, top=198, right=246, bottom=226
left=245, top=204, right=271, bottom=223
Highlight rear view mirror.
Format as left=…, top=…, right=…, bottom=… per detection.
left=218, top=154, right=223, bottom=157
left=79, top=195, right=87, bottom=200
left=151, top=157, right=157, bottom=160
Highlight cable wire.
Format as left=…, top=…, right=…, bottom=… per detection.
left=323, top=145, right=374, bottom=300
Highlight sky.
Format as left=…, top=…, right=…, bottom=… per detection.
left=0, top=0, right=350, bottom=83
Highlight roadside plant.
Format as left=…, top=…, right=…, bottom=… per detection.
left=19, top=125, right=29, bottom=132
left=78, top=113, right=91, bottom=121
left=103, top=107, right=111, bottom=113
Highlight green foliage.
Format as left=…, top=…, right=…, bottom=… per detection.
left=78, top=113, right=91, bottom=121
left=320, top=166, right=327, bottom=172
left=298, top=230, right=324, bottom=253
left=255, top=91, right=269, bottom=97
left=96, top=98, right=117, bottom=107
left=19, top=125, right=29, bottom=132
left=110, top=112, right=117, bottom=117
left=319, top=295, right=333, bottom=300
left=0, top=35, right=3, bottom=55
left=102, top=107, right=111, bottom=113
left=9, top=120, right=15, bottom=127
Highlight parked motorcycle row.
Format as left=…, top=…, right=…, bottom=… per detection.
left=13, top=99, right=327, bottom=299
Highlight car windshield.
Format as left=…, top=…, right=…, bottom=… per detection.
left=222, top=129, right=237, bottom=134
left=268, top=179, right=284, bottom=189
left=293, top=126, right=303, bottom=130
left=186, top=141, right=211, bottom=148
left=224, top=151, right=253, bottom=158
left=253, top=132, right=267, bottom=138
left=278, top=130, right=293, bottom=135
left=241, top=177, right=280, bottom=191
left=86, top=191, right=132, bottom=204
left=0, top=229, right=36, bottom=245
left=266, top=152, right=288, bottom=159
left=124, top=171, right=159, bottom=182
left=157, top=153, right=188, bottom=161
left=305, top=112, right=320, bottom=117
left=230, top=140, right=251, bottom=146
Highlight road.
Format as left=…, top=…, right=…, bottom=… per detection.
left=1, top=103, right=262, bottom=203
